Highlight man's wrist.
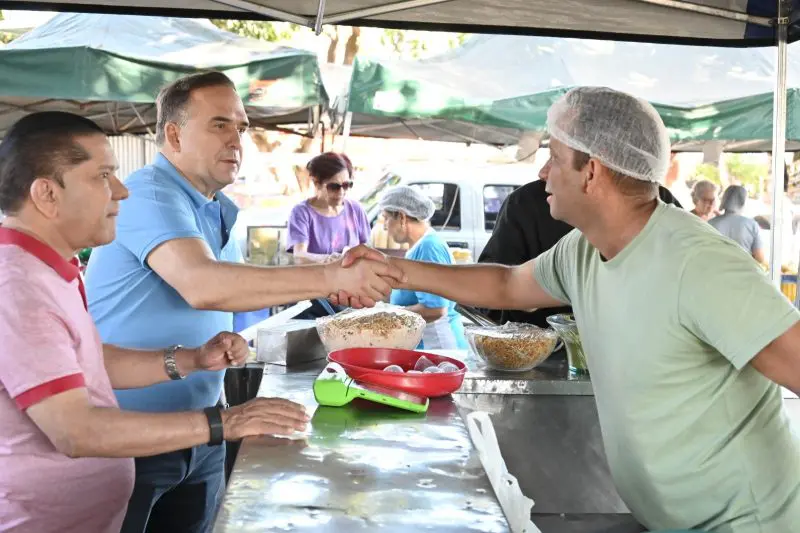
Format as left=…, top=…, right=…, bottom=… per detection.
left=321, top=261, right=338, bottom=294
left=172, top=347, right=197, bottom=377
left=387, top=256, right=405, bottom=289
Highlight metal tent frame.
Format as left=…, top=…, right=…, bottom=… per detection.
left=3, top=1, right=797, bottom=45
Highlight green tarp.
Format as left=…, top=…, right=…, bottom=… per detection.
left=0, top=12, right=328, bottom=136
left=344, top=35, right=800, bottom=151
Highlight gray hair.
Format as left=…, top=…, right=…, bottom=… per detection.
left=691, top=180, right=717, bottom=203
left=155, top=71, right=236, bottom=146
left=719, top=185, right=748, bottom=214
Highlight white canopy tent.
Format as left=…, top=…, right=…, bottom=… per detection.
left=2, top=0, right=797, bottom=285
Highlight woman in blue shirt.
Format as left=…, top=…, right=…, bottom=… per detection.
left=379, top=186, right=468, bottom=350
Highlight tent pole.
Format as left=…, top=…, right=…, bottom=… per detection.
left=769, top=0, right=790, bottom=287
left=324, top=0, right=457, bottom=25
left=632, top=0, right=772, bottom=26
left=314, top=0, right=327, bottom=35
left=209, top=0, right=309, bottom=25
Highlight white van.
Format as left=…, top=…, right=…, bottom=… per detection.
left=360, top=162, right=536, bottom=259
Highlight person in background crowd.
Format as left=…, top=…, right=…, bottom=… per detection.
left=288, top=152, right=373, bottom=319
left=709, top=185, right=766, bottom=264
left=84, top=72, right=402, bottom=533
left=478, top=165, right=682, bottom=329
left=287, top=152, right=371, bottom=264
left=380, top=186, right=468, bottom=350
left=0, top=111, right=309, bottom=533
left=689, top=179, right=718, bottom=221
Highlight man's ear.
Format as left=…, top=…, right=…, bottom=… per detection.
left=165, top=122, right=181, bottom=153
left=582, top=158, right=601, bottom=193
left=29, top=177, right=61, bottom=219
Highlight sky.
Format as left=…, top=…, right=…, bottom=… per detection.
left=1, top=10, right=55, bottom=27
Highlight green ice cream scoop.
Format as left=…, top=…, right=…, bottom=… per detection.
left=313, top=363, right=429, bottom=414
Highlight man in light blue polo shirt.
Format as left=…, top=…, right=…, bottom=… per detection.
left=85, top=71, right=402, bottom=533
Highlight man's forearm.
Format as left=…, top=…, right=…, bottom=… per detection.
left=395, top=260, right=515, bottom=309
left=75, top=407, right=209, bottom=458
left=188, top=262, right=333, bottom=312
left=103, top=345, right=197, bottom=389
left=393, top=258, right=562, bottom=311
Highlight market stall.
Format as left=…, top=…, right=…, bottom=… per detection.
left=7, top=2, right=798, bottom=533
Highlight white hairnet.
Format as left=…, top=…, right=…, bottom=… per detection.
left=546, top=87, right=671, bottom=183
left=379, top=185, right=436, bottom=221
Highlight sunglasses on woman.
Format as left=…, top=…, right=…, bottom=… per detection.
left=326, top=181, right=354, bottom=192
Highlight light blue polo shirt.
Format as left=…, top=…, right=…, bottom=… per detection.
left=85, top=153, right=242, bottom=413
left=389, top=231, right=468, bottom=350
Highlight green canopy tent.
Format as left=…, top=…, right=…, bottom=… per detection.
left=336, top=34, right=800, bottom=152
left=0, top=12, right=328, bottom=137
left=2, top=0, right=796, bottom=282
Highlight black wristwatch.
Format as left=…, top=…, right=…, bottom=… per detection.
left=204, top=406, right=224, bottom=446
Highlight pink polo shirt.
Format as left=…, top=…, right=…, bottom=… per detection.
left=0, top=228, right=134, bottom=533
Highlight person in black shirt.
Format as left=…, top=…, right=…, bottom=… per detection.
left=479, top=178, right=683, bottom=328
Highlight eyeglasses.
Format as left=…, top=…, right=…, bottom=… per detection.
left=326, top=181, right=354, bottom=192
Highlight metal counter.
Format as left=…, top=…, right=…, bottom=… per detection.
left=216, top=354, right=800, bottom=533
left=214, top=362, right=510, bottom=533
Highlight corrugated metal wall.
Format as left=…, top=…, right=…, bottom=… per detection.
left=109, top=135, right=158, bottom=180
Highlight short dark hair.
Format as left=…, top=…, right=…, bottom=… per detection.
left=306, top=152, right=354, bottom=183
left=0, top=112, right=105, bottom=214
left=155, top=71, right=236, bottom=146
left=572, top=149, right=658, bottom=200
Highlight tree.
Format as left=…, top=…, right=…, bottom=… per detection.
left=380, top=29, right=467, bottom=58
left=725, top=154, right=768, bottom=195
left=210, top=19, right=467, bottom=65
left=691, top=163, right=721, bottom=187
left=210, top=19, right=300, bottom=42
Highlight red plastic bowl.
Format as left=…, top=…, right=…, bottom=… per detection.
left=327, top=348, right=467, bottom=398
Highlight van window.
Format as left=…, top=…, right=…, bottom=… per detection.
left=483, top=185, right=518, bottom=231
left=411, top=182, right=461, bottom=230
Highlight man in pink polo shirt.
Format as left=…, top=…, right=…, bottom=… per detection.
left=0, top=112, right=311, bottom=533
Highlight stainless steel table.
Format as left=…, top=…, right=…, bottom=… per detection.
left=216, top=351, right=800, bottom=533
left=214, top=363, right=510, bottom=532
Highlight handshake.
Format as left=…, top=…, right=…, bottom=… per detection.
left=323, top=245, right=407, bottom=309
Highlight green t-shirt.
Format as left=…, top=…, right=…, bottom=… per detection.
left=534, top=201, right=800, bottom=533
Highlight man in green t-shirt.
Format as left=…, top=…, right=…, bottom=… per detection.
left=335, top=87, right=800, bottom=533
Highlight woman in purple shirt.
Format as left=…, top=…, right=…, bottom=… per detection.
left=287, top=152, right=371, bottom=263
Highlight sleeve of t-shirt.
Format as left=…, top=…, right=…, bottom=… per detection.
left=0, top=284, right=85, bottom=410
left=533, top=229, right=580, bottom=305
left=679, top=241, right=800, bottom=369
left=286, top=204, right=310, bottom=250
left=750, top=220, right=764, bottom=252
left=115, top=180, right=203, bottom=268
left=356, top=204, right=371, bottom=245
left=410, top=238, right=452, bottom=309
